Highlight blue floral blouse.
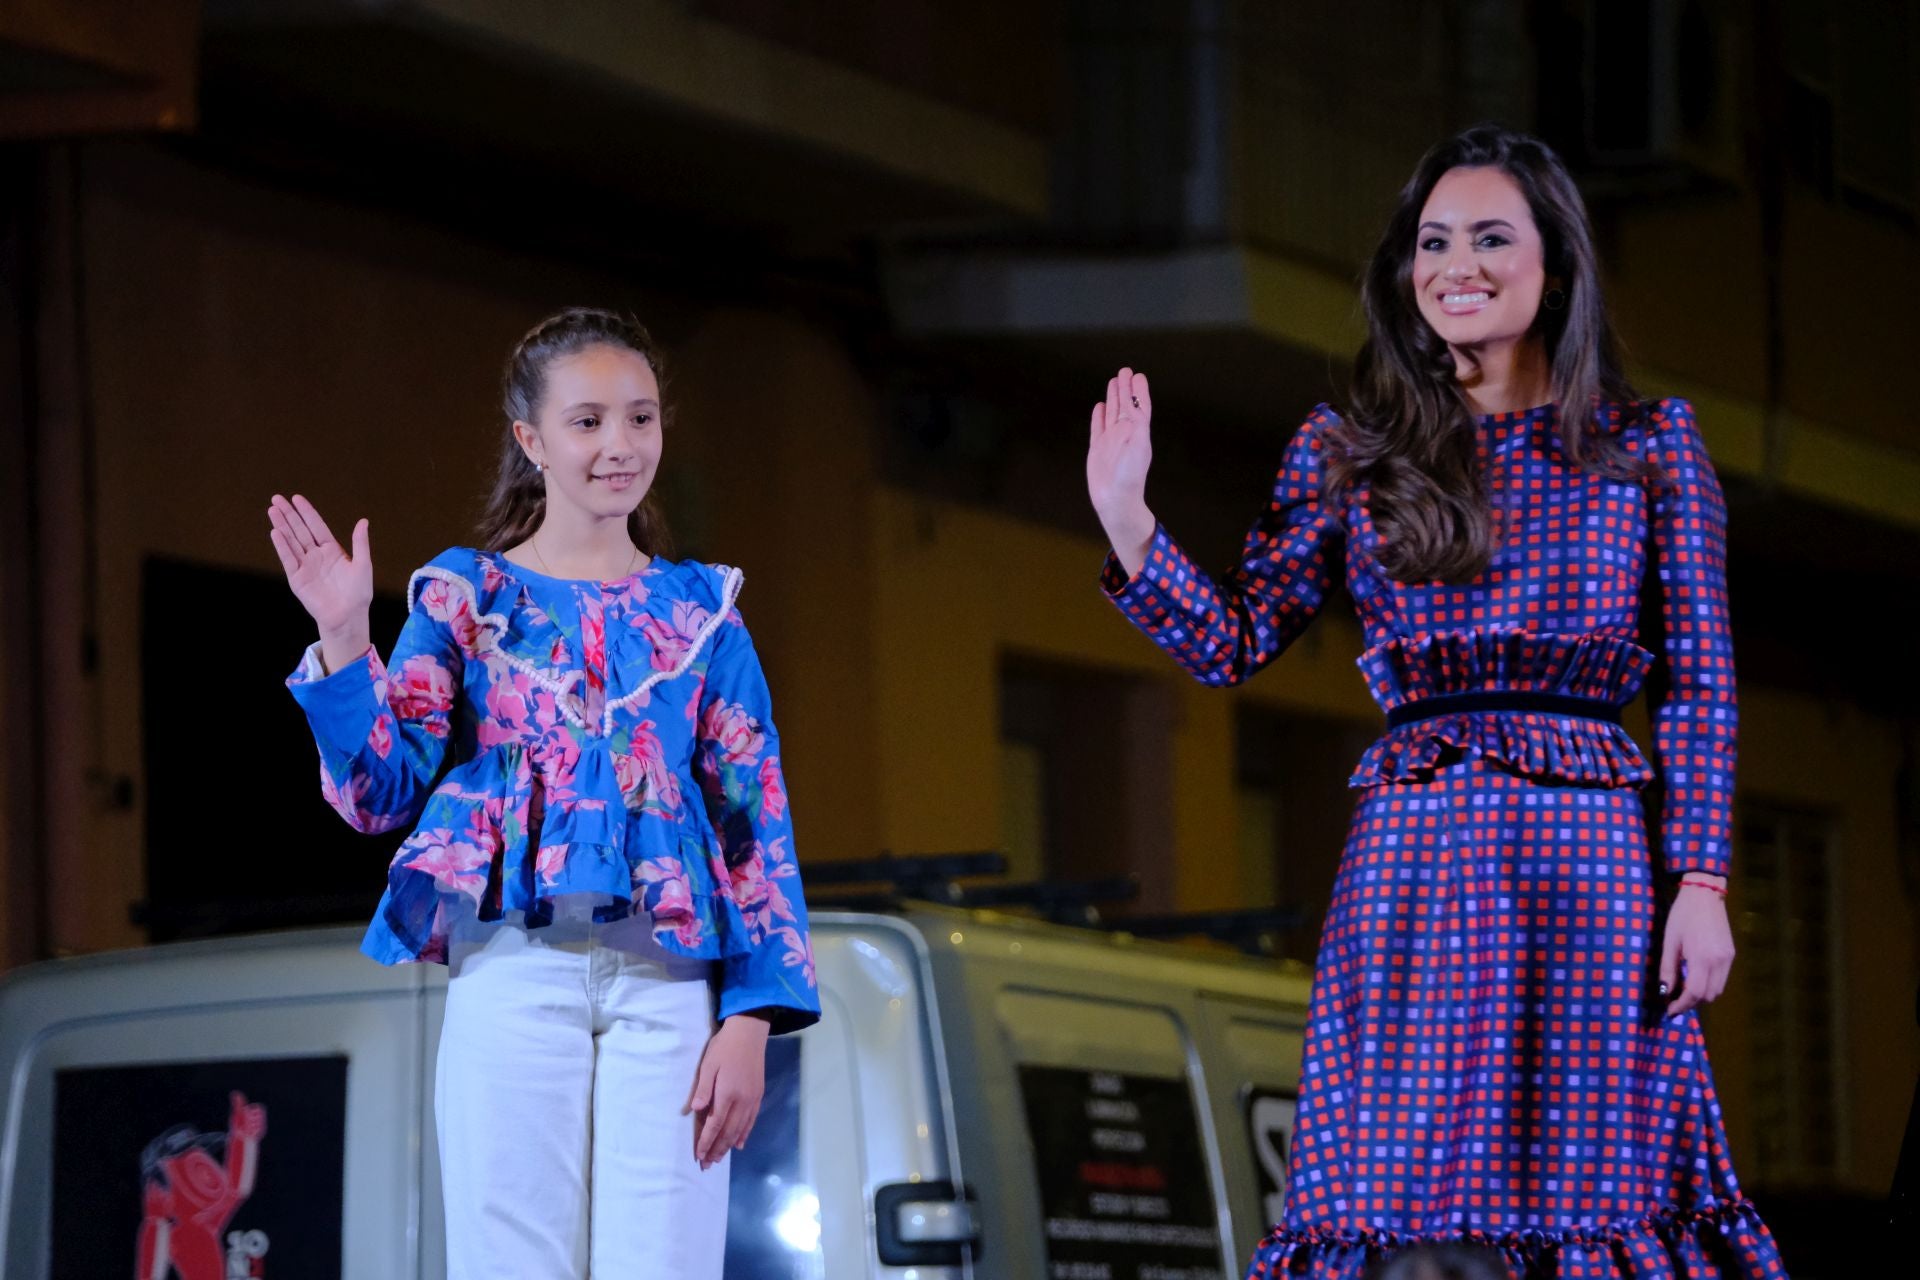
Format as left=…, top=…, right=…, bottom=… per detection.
left=286, top=548, right=820, bottom=1033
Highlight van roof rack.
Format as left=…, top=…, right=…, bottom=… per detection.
left=955, top=876, right=1140, bottom=927
left=808, top=853, right=1141, bottom=924
left=1117, top=908, right=1306, bottom=957
left=810, top=853, right=1304, bottom=955
left=805, top=851, right=1008, bottom=906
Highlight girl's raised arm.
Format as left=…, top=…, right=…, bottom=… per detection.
left=271, top=495, right=461, bottom=833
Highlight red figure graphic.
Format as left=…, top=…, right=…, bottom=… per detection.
left=135, top=1091, right=267, bottom=1280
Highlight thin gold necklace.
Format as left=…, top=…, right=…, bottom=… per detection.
left=531, top=532, right=639, bottom=581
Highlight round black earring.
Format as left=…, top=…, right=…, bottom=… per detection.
left=1543, top=287, right=1567, bottom=311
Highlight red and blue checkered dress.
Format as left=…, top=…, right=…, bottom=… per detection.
left=1102, top=399, right=1788, bottom=1279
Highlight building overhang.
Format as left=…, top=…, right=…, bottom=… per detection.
left=884, top=242, right=1920, bottom=534
left=882, top=244, right=1364, bottom=434
left=197, top=0, right=1047, bottom=245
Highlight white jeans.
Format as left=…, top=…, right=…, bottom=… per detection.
left=435, top=906, right=728, bottom=1279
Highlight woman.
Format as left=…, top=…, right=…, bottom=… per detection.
left=271, top=307, right=817, bottom=1278
left=1086, top=125, right=1786, bottom=1278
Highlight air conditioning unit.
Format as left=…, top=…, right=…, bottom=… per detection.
left=1054, top=0, right=1230, bottom=244
left=1581, top=0, right=1741, bottom=187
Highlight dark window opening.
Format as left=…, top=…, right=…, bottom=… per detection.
left=141, top=557, right=410, bottom=941
left=1000, top=654, right=1174, bottom=914
left=1234, top=704, right=1377, bottom=964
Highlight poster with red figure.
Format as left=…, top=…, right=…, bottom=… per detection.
left=51, top=1057, right=347, bottom=1280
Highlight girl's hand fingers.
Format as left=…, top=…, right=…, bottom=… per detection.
left=695, top=1098, right=716, bottom=1164
left=722, top=1092, right=760, bottom=1155
left=706, top=1097, right=736, bottom=1161
left=1090, top=402, right=1105, bottom=441
left=685, top=1056, right=715, bottom=1114
left=734, top=1101, right=762, bottom=1150
left=700, top=1095, right=736, bottom=1167
left=267, top=498, right=305, bottom=555
left=691, top=1105, right=712, bottom=1165
left=266, top=505, right=302, bottom=561
left=291, top=494, right=336, bottom=551
left=351, top=518, right=371, bottom=568
left=694, top=1112, right=711, bottom=1166
left=723, top=1109, right=750, bottom=1154
left=268, top=527, right=302, bottom=578
left=275, top=494, right=317, bottom=553
left=1105, top=374, right=1120, bottom=429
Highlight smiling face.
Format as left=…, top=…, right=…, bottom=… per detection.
left=513, top=343, right=662, bottom=525
left=1411, top=165, right=1553, bottom=354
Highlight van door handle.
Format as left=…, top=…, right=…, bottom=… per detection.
left=874, top=1180, right=980, bottom=1265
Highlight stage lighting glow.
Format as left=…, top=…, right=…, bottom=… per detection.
left=772, top=1185, right=821, bottom=1253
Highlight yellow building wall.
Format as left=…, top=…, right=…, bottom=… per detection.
left=1710, top=688, right=1916, bottom=1194
left=869, top=485, right=1373, bottom=912
left=668, top=311, right=885, bottom=866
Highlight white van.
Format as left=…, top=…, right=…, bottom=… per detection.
left=0, top=906, right=1311, bottom=1279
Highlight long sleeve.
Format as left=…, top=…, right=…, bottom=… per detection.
left=694, top=608, right=820, bottom=1034
left=285, top=577, right=463, bottom=835
left=1101, top=406, right=1346, bottom=686
left=1644, top=400, right=1738, bottom=877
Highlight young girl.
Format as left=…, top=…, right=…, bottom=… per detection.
left=270, top=306, right=818, bottom=1279
left=1087, top=126, right=1788, bottom=1278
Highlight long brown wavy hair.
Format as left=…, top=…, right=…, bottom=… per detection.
left=475, top=306, right=674, bottom=556
left=1328, top=124, right=1658, bottom=583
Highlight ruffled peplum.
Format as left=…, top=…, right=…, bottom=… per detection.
left=1245, top=1198, right=1783, bottom=1279
left=360, top=734, right=761, bottom=967
left=1352, top=629, right=1656, bottom=788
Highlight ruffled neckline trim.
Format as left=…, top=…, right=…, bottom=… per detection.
left=467, top=547, right=697, bottom=592
left=405, top=552, right=744, bottom=740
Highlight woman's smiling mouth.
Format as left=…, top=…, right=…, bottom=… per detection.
left=1438, top=289, right=1493, bottom=314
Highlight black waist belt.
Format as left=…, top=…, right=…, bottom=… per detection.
left=1385, top=691, right=1624, bottom=730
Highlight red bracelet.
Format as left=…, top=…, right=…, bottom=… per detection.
left=1679, top=877, right=1728, bottom=897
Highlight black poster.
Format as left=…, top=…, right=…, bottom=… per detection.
left=1018, top=1065, right=1226, bottom=1280
left=51, top=1056, right=349, bottom=1280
